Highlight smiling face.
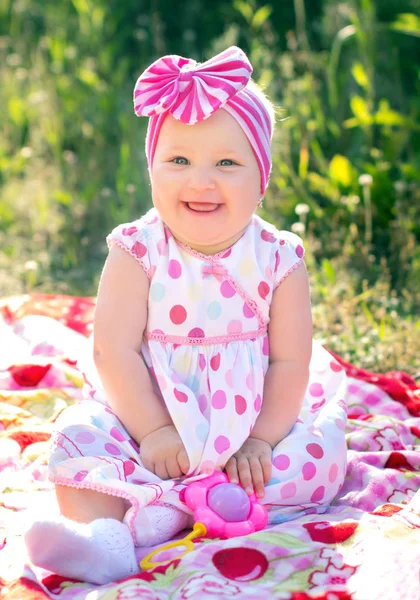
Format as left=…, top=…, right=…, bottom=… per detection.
left=150, top=109, right=261, bottom=255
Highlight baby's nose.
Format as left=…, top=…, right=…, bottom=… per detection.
left=187, top=168, right=216, bottom=191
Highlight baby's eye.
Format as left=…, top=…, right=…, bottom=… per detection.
left=172, top=157, right=189, bottom=165
left=218, top=159, right=235, bottom=166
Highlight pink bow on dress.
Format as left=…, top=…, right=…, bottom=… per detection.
left=133, top=46, right=252, bottom=125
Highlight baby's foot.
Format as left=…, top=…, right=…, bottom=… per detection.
left=24, top=516, right=138, bottom=584
left=132, top=503, right=194, bottom=547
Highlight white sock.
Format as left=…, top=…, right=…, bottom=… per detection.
left=24, top=516, right=138, bottom=585
left=132, top=503, right=193, bottom=547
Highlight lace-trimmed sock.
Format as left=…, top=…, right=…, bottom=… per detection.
left=24, top=516, right=138, bottom=585
left=131, top=503, right=194, bottom=547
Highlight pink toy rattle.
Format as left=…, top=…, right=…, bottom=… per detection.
left=140, top=471, right=268, bottom=570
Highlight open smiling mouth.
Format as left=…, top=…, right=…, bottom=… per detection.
left=184, top=202, right=221, bottom=213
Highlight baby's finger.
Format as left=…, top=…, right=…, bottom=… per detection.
left=166, top=455, right=182, bottom=479
left=260, top=452, right=272, bottom=485
left=177, top=449, right=190, bottom=475
left=224, top=457, right=239, bottom=484
left=249, top=457, right=265, bottom=498
left=154, top=460, right=170, bottom=481
left=237, top=456, right=253, bottom=494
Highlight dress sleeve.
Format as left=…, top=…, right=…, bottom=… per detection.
left=273, top=231, right=305, bottom=289
left=106, top=221, right=152, bottom=278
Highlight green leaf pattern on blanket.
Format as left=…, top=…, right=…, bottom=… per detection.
left=252, top=531, right=311, bottom=549
left=273, top=567, right=314, bottom=592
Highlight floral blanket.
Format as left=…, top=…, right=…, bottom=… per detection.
left=1, top=294, right=419, bottom=600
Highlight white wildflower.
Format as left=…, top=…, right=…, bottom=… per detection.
left=358, top=174, right=373, bottom=186
left=20, top=147, right=33, bottom=158
left=291, top=222, right=305, bottom=235
left=295, top=203, right=310, bottom=215
left=24, top=260, right=39, bottom=272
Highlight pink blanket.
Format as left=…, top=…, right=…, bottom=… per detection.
left=1, top=294, right=419, bottom=600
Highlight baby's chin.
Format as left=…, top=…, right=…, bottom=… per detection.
left=174, top=227, right=248, bottom=256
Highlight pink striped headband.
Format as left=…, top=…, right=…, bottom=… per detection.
left=133, top=46, right=274, bottom=195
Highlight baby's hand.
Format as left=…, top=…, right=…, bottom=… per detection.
left=224, top=437, right=272, bottom=499
left=140, top=424, right=190, bottom=480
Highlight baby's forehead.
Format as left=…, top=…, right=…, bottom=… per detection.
left=158, top=111, right=253, bottom=154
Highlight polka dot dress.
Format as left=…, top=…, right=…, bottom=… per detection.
left=48, top=208, right=348, bottom=537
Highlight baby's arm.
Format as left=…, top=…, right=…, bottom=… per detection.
left=250, top=261, right=313, bottom=447
left=93, top=245, right=173, bottom=444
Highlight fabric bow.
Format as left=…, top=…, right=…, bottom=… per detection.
left=133, top=46, right=253, bottom=125
left=202, top=263, right=226, bottom=281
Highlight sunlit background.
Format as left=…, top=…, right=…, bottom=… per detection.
left=1, top=0, right=419, bottom=373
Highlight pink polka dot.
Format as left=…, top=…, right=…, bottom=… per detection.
left=243, top=303, right=254, bottom=319
left=164, top=226, right=172, bottom=242
left=280, top=482, right=297, bottom=499
left=214, top=435, right=230, bottom=454
left=258, top=281, right=270, bottom=300
left=274, top=250, right=280, bottom=272
left=310, top=486, right=325, bottom=502
left=198, top=394, right=207, bottom=414
left=212, top=390, right=227, bottom=409
left=75, top=432, right=95, bottom=444
left=129, top=438, right=139, bottom=453
left=235, top=395, right=247, bottom=415
left=199, top=354, right=206, bottom=371
left=220, top=280, right=235, bottom=298
left=302, top=462, right=317, bottom=481
left=306, top=443, right=324, bottom=459
left=222, top=248, right=232, bottom=258
left=273, top=454, right=290, bottom=471
left=309, top=382, right=324, bottom=397
left=124, top=460, right=136, bottom=476
left=122, top=226, right=138, bottom=236
left=156, top=374, right=167, bottom=391
left=152, top=329, right=165, bottom=336
left=296, top=245, right=304, bottom=258
left=168, top=259, right=182, bottom=278
left=171, top=372, right=181, bottom=383
left=170, top=305, right=187, bottom=325
left=246, top=372, right=254, bottom=390
left=225, top=370, right=234, bottom=388
left=174, top=388, right=188, bottom=403
left=132, top=241, right=147, bottom=259
left=262, top=336, right=269, bottom=356
left=261, top=229, right=276, bottom=243
left=330, top=361, right=343, bottom=372
left=110, top=427, right=125, bottom=442
left=335, top=418, right=346, bottom=431
left=73, top=470, right=88, bottom=482
left=227, top=320, right=242, bottom=334
left=365, top=393, right=381, bottom=406
left=265, top=265, right=272, bottom=279
left=104, top=443, right=121, bottom=455
left=254, top=394, right=262, bottom=412
left=329, top=463, right=339, bottom=483
left=157, top=239, right=166, bottom=255
left=189, top=327, right=205, bottom=338
left=201, top=460, right=215, bottom=474
left=210, top=353, right=221, bottom=371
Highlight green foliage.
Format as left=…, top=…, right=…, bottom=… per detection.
left=0, top=0, right=419, bottom=373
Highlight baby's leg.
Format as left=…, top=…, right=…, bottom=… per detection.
left=24, top=485, right=138, bottom=584
left=56, top=484, right=127, bottom=522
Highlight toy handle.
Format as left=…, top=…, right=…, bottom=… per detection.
left=140, top=522, right=207, bottom=570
